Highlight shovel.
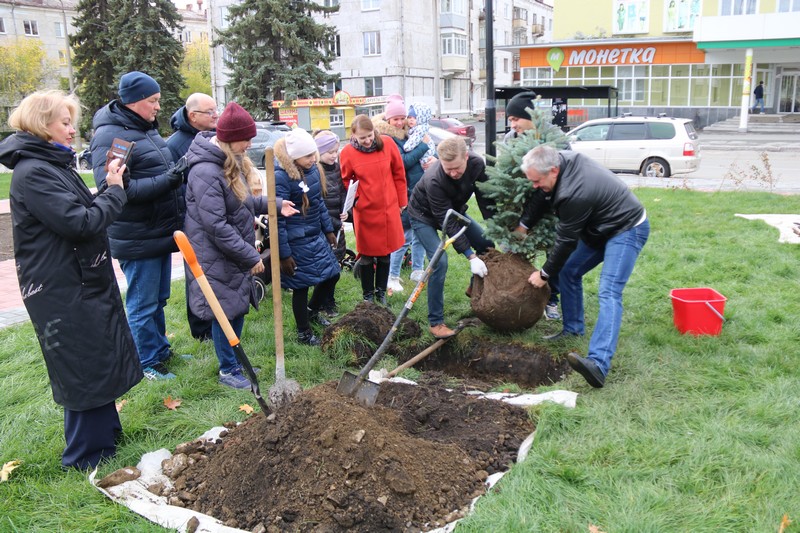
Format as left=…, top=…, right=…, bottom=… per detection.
left=174, top=231, right=272, bottom=416
left=336, top=208, right=472, bottom=406
left=263, top=148, right=303, bottom=408
left=386, top=318, right=480, bottom=378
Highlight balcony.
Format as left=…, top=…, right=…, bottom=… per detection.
left=531, top=23, right=544, bottom=36
left=442, top=56, right=468, bottom=73
left=512, top=17, right=527, bottom=29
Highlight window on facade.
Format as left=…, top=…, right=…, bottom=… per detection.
left=443, top=79, right=452, bottom=100
left=721, top=0, right=756, bottom=15
left=778, top=0, right=800, bottom=11
left=503, top=58, right=509, bottom=73
left=324, top=80, right=341, bottom=97
left=512, top=55, right=519, bottom=72
left=441, top=0, right=466, bottom=15
left=365, top=77, right=383, bottom=96
left=330, top=108, right=345, bottom=127
left=219, top=7, right=229, bottom=28
left=441, top=33, right=467, bottom=56
left=58, top=50, right=67, bottom=66
left=363, top=31, right=380, bottom=55
left=513, top=7, right=527, bottom=21
left=513, top=29, right=527, bottom=45
left=24, top=20, right=39, bottom=36
left=362, top=0, right=380, bottom=11
left=54, top=21, right=64, bottom=38
left=323, top=0, right=339, bottom=6
left=184, top=31, right=192, bottom=43
left=200, top=31, right=208, bottom=42
left=329, top=34, right=341, bottom=57
left=0, top=18, right=5, bottom=34
left=222, top=47, right=235, bottom=65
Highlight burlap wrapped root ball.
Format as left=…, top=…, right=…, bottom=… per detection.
left=470, top=249, right=550, bottom=332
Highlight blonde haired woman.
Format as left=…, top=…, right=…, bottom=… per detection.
left=184, top=102, right=297, bottom=388
left=0, top=90, right=141, bottom=469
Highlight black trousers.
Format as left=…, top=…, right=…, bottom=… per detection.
left=62, top=401, right=121, bottom=470
left=186, top=264, right=212, bottom=340
left=292, top=274, right=340, bottom=331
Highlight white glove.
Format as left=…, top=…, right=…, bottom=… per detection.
left=469, top=257, right=488, bottom=278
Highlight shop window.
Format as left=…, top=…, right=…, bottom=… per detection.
left=650, top=79, right=669, bottom=106
left=692, top=64, right=711, bottom=76
left=363, top=31, right=380, bottom=56
left=670, top=78, right=689, bottom=106
left=690, top=79, right=710, bottom=106
left=710, top=64, right=732, bottom=76
left=720, top=0, right=756, bottom=15
left=619, top=79, right=645, bottom=103
left=671, top=64, right=690, bottom=77
left=444, top=79, right=453, bottom=100
left=566, top=66, right=582, bottom=80
left=710, top=78, right=732, bottom=106
left=24, top=20, right=39, bottom=36
left=732, top=64, right=745, bottom=76
left=584, top=67, right=599, bottom=80
left=651, top=65, right=670, bottom=77
left=778, top=0, right=800, bottom=11
left=330, top=109, right=344, bottom=127
left=364, top=77, right=383, bottom=97
left=600, top=66, right=615, bottom=78
left=520, top=67, right=536, bottom=85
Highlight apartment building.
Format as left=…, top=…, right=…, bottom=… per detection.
left=506, top=0, right=800, bottom=126
left=0, top=0, right=78, bottom=86
left=207, top=0, right=553, bottom=126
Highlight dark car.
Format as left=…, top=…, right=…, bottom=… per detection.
left=75, top=149, right=91, bottom=171
left=428, top=117, right=476, bottom=146
left=247, top=128, right=286, bottom=169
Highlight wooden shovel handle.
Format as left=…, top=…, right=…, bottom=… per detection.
left=264, top=148, right=287, bottom=379
left=174, top=231, right=239, bottom=345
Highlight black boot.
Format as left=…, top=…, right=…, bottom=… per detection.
left=374, top=288, right=387, bottom=306
left=308, top=308, right=332, bottom=327
left=297, top=329, right=320, bottom=346
left=363, top=291, right=375, bottom=302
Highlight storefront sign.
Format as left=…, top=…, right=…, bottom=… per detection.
left=566, top=46, right=657, bottom=65
left=273, top=94, right=388, bottom=109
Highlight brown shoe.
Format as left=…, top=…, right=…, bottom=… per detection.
left=429, top=323, right=456, bottom=339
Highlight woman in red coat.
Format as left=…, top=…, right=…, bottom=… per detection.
left=340, top=114, right=407, bottom=303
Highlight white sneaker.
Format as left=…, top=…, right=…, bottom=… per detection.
left=387, top=276, right=404, bottom=294
left=409, top=269, right=425, bottom=282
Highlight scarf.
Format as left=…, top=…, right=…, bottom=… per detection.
left=350, top=136, right=379, bottom=153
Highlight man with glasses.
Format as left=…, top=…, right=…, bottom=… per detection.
left=166, top=93, right=218, bottom=341
left=407, top=137, right=494, bottom=338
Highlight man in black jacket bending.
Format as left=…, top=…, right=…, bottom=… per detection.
left=523, top=145, right=649, bottom=388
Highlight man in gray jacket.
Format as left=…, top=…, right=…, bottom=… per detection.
left=523, top=145, right=649, bottom=388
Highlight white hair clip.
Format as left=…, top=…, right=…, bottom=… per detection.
left=299, top=182, right=310, bottom=193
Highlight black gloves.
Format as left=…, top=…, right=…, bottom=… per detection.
left=280, top=256, right=296, bottom=276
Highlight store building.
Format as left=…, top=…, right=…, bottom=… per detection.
left=506, top=0, right=800, bottom=128
left=272, top=92, right=389, bottom=139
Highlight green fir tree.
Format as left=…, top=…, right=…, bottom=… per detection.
left=71, top=0, right=117, bottom=136
left=479, top=99, right=570, bottom=263
left=217, top=0, right=340, bottom=120
left=72, top=0, right=184, bottom=137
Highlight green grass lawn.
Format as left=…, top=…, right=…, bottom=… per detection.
left=1, top=188, right=799, bottom=532
left=0, top=172, right=96, bottom=200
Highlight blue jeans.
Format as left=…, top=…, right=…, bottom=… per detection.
left=119, top=255, right=172, bottom=369
left=752, top=97, right=764, bottom=113
left=212, top=315, right=245, bottom=374
left=559, top=219, right=649, bottom=376
left=389, top=227, right=425, bottom=277
left=411, top=214, right=493, bottom=326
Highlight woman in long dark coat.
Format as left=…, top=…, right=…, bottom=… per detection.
left=0, top=90, right=142, bottom=470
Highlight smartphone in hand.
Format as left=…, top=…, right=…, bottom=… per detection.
left=106, top=138, right=135, bottom=170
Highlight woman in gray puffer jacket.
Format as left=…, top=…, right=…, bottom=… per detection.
left=184, top=103, right=297, bottom=389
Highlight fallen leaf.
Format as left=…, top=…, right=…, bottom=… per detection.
left=167, top=332, right=176, bottom=339
left=116, top=399, right=128, bottom=412
left=779, top=514, right=792, bottom=533
left=502, top=388, right=511, bottom=393
left=239, top=404, right=254, bottom=414
left=588, top=525, right=606, bottom=533
left=163, top=396, right=182, bottom=410
left=1, top=460, right=21, bottom=482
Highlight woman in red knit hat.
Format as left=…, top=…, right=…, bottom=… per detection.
left=339, top=114, right=407, bottom=303
left=184, top=102, right=298, bottom=388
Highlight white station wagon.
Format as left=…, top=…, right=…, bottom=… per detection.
left=567, top=115, right=701, bottom=178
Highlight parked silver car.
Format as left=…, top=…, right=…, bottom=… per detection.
left=567, top=115, right=701, bottom=178
left=247, top=128, right=286, bottom=169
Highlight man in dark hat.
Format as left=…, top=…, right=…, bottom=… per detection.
left=503, top=91, right=539, bottom=142
left=90, top=71, right=187, bottom=381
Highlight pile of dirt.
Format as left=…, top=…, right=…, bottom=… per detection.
left=321, top=301, right=422, bottom=366
left=471, top=250, right=550, bottom=332
left=0, top=213, right=13, bottom=262
left=164, top=375, right=534, bottom=532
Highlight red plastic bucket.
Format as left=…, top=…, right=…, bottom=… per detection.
left=670, top=288, right=727, bottom=336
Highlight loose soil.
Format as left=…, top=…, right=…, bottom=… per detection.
left=0, top=213, right=12, bottom=261
left=470, top=250, right=550, bottom=332
left=163, top=375, right=535, bottom=532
